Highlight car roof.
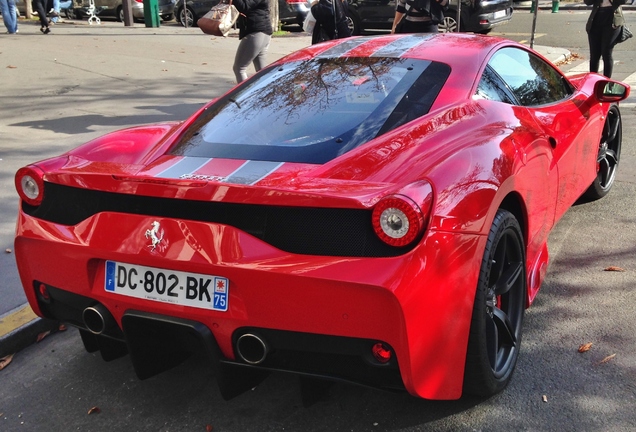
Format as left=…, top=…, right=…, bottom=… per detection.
left=277, top=32, right=526, bottom=107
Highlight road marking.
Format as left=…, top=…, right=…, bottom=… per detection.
left=0, top=305, right=38, bottom=338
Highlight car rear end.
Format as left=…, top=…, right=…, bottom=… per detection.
left=463, top=0, right=513, bottom=33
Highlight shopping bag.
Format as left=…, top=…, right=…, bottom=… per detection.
left=303, top=10, right=316, bottom=34
left=198, top=1, right=240, bottom=37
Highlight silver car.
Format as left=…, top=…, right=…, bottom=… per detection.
left=72, top=0, right=175, bottom=22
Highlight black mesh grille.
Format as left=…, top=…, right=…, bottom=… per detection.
left=23, top=182, right=414, bottom=257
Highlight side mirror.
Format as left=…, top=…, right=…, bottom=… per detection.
left=594, top=80, right=630, bottom=103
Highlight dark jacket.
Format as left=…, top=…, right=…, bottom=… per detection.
left=585, top=0, right=625, bottom=32
left=233, top=0, right=273, bottom=39
left=311, top=0, right=351, bottom=44
left=396, top=0, right=448, bottom=25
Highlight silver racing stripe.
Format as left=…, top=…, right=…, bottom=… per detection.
left=155, top=157, right=283, bottom=185
left=370, top=34, right=435, bottom=57
left=225, top=160, right=285, bottom=185
left=316, top=34, right=434, bottom=59
left=156, top=156, right=210, bottom=179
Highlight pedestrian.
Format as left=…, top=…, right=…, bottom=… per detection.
left=310, top=0, right=351, bottom=45
left=1, top=0, right=18, bottom=34
left=391, top=0, right=449, bottom=34
left=231, top=0, right=273, bottom=83
left=585, top=0, right=626, bottom=78
left=33, top=0, right=56, bottom=33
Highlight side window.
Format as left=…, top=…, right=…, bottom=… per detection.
left=475, top=65, right=516, bottom=104
left=486, top=47, right=573, bottom=106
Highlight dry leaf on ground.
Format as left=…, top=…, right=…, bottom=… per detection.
left=87, top=406, right=101, bottom=415
left=0, top=354, right=15, bottom=371
left=36, top=331, right=51, bottom=342
left=5, top=248, right=11, bottom=253
left=542, top=395, right=548, bottom=402
left=598, top=353, right=617, bottom=365
left=578, top=342, right=593, bottom=353
left=206, top=425, right=213, bottom=432
left=604, top=266, right=626, bottom=272
left=59, top=324, right=67, bottom=331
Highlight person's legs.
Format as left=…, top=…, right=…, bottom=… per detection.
left=1, top=0, right=18, bottom=33
left=251, top=32, right=271, bottom=72
left=33, top=0, right=50, bottom=31
left=233, top=32, right=269, bottom=83
left=588, top=28, right=603, bottom=74
left=600, top=25, right=621, bottom=77
left=51, top=0, right=60, bottom=23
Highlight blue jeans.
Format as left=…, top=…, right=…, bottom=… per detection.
left=0, top=0, right=18, bottom=33
left=51, top=0, right=60, bottom=23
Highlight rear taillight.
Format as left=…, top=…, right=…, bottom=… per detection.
left=371, top=182, right=433, bottom=247
left=15, top=166, right=45, bottom=206
left=286, top=0, right=306, bottom=3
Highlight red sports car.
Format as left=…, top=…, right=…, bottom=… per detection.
left=14, top=33, right=628, bottom=401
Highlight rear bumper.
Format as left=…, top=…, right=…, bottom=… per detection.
left=15, top=209, right=484, bottom=400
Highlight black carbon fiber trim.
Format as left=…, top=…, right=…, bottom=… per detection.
left=23, top=182, right=415, bottom=257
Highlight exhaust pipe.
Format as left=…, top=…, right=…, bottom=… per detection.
left=83, top=304, right=115, bottom=335
left=236, top=333, right=268, bottom=365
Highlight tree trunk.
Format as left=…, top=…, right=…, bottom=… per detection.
left=270, top=0, right=279, bottom=32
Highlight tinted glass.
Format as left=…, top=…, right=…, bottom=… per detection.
left=475, top=65, right=516, bottom=104
left=487, top=47, right=573, bottom=106
left=171, top=57, right=450, bottom=164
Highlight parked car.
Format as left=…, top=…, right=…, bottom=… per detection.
left=71, top=0, right=176, bottom=22
left=345, top=0, right=513, bottom=35
left=14, top=33, right=629, bottom=401
left=175, top=0, right=309, bottom=28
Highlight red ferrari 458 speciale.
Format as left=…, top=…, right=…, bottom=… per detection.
left=14, top=33, right=629, bottom=401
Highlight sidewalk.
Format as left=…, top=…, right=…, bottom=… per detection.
left=0, top=17, right=573, bottom=360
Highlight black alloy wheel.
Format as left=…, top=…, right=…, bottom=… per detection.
left=463, top=209, right=526, bottom=397
left=582, top=104, right=622, bottom=201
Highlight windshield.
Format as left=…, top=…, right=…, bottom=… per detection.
left=171, top=57, right=450, bottom=164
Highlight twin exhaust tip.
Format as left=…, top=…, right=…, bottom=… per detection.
left=236, top=333, right=268, bottom=365
left=83, top=305, right=269, bottom=365
left=82, top=304, right=114, bottom=335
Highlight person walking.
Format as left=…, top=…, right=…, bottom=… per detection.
left=391, top=0, right=449, bottom=34
left=310, top=0, right=351, bottom=45
left=585, top=0, right=626, bottom=78
left=33, top=0, right=54, bottom=33
left=231, top=0, right=273, bottom=83
left=1, top=0, right=18, bottom=34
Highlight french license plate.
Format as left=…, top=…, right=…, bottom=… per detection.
left=493, top=10, right=506, bottom=19
left=104, top=261, right=229, bottom=312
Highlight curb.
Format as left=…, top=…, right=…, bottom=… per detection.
left=0, top=305, right=60, bottom=359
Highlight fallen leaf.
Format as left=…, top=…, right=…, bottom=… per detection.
left=578, top=342, right=593, bottom=353
left=604, top=266, right=626, bottom=272
left=59, top=324, right=67, bottom=331
left=5, top=248, right=11, bottom=253
left=598, top=353, right=617, bottom=365
left=206, top=425, right=213, bottom=432
left=6, top=65, right=17, bottom=69
left=36, top=330, right=51, bottom=342
left=542, top=395, right=548, bottom=403
left=0, top=354, right=15, bottom=371
left=87, top=406, right=101, bottom=415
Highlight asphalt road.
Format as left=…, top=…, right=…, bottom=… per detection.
left=1, top=10, right=636, bottom=432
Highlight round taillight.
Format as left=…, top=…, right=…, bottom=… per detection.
left=15, top=166, right=45, bottom=206
left=372, top=196, right=424, bottom=247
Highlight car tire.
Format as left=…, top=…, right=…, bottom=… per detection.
left=178, top=6, right=196, bottom=27
left=582, top=104, right=622, bottom=201
left=463, top=209, right=526, bottom=397
left=116, top=6, right=123, bottom=22
left=162, top=13, right=174, bottom=21
left=346, top=9, right=361, bottom=36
